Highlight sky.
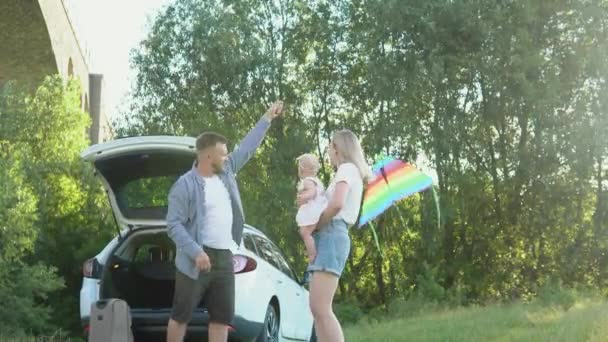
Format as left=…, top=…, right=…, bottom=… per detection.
left=67, top=0, right=173, bottom=121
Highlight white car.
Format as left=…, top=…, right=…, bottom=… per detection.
left=79, top=136, right=315, bottom=341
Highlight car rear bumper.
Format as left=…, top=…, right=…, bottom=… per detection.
left=82, top=308, right=263, bottom=341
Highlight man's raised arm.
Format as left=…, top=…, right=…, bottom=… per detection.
left=227, top=101, right=284, bottom=173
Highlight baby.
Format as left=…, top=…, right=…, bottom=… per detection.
left=295, top=153, right=328, bottom=263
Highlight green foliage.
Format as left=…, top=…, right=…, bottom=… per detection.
left=536, top=278, right=578, bottom=311
left=386, top=296, right=440, bottom=320
left=415, top=263, right=446, bottom=303
left=0, top=259, right=64, bottom=336
left=334, top=299, right=366, bottom=326
left=0, top=76, right=114, bottom=336
left=0, top=155, right=38, bottom=261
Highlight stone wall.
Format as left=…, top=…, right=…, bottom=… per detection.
left=0, top=0, right=57, bottom=86
left=0, top=0, right=112, bottom=144
left=38, top=0, right=90, bottom=110
left=89, top=74, right=112, bottom=144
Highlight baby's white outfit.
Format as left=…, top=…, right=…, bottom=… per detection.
left=296, top=176, right=328, bottom=226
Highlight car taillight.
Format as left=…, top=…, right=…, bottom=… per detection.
left=233, top=255, right=257, bottom=274
left=83, top=258, right=101, bottom=278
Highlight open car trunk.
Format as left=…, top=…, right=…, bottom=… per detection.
left=100, top=229, right=178, bottom=309
left=82, top=137, right=198, bottom=310
left=101, top=229, right=216, bottom=320
left=100, top=229, right=214, bottom=336
left=80, top=136, right=197, bottom=233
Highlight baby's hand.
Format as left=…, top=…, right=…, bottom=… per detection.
left=297, top=178, right=317, bottom=205
left=297, top=193, right=309, bottom=206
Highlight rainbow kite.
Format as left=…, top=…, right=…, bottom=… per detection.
left=355, top=157, right=440, bottom=256
left=358, top=157, right=434, bottom=227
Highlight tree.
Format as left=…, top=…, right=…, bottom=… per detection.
left=0, top=76, right=114, bottom=335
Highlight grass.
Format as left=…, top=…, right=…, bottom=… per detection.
left=0, top=336, right=83, bottom=342
left=9, top=291, right=608, bottom=342
left=0, top=330, right=83, bottom=342
left=344, top=297, right=608, bottom=342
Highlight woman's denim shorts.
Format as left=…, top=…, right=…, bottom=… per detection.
left=306, top=218, right=351, bottom=277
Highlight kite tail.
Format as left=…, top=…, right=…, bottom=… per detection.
left=368, top=222, right=384, bottom=258
left=432, top=186, right=441, bottom=230
left=394, top=204, right=408, bottom=230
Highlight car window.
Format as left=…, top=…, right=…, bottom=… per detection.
left=251, top=235, right=280, bottom=270
left=117, top=175, right=179, bottom=219
left=243, top=234, right=257, bottom=254
left=251, top=235, right=297, bottom=282
left=133, top=244, right=155, bottom=263
left=133, top=244, right=174, bottom=264
left=117, top=232, right=175, bottom=262
left=268, top=242, right=298, bottom=282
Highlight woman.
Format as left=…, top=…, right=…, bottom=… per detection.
left=299, top=129, right=372, bottom=342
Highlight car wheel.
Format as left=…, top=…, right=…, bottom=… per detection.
left=256, top=303, right=280, bottom=342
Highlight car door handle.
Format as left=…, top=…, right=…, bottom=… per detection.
left=277, top=280, right=283, bottom=284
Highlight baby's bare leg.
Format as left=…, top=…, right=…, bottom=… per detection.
left=299, top=225, right=317, bottom=262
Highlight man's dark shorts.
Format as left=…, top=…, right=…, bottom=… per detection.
left=170, top=246, right=234, bottom=325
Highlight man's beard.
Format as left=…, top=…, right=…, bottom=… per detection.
left=212, top=161, right=224, bottom=173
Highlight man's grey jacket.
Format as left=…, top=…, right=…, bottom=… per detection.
left=167, top=117, right=271, bottom=280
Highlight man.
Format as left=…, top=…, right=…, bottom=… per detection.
left=166, top=101, right=284, bottom=342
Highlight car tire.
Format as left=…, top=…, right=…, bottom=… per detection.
left=256, top=303, right=280, bottom=342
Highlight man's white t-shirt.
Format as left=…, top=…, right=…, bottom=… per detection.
left=200, top=175, right=237, bottom=251
left=325, top=162, right=364, bottom=225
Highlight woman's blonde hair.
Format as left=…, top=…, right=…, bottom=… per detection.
left=332, top=129, right=373, bottom=182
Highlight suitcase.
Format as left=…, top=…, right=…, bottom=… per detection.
left=88, top=298, right=134, bottom=342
